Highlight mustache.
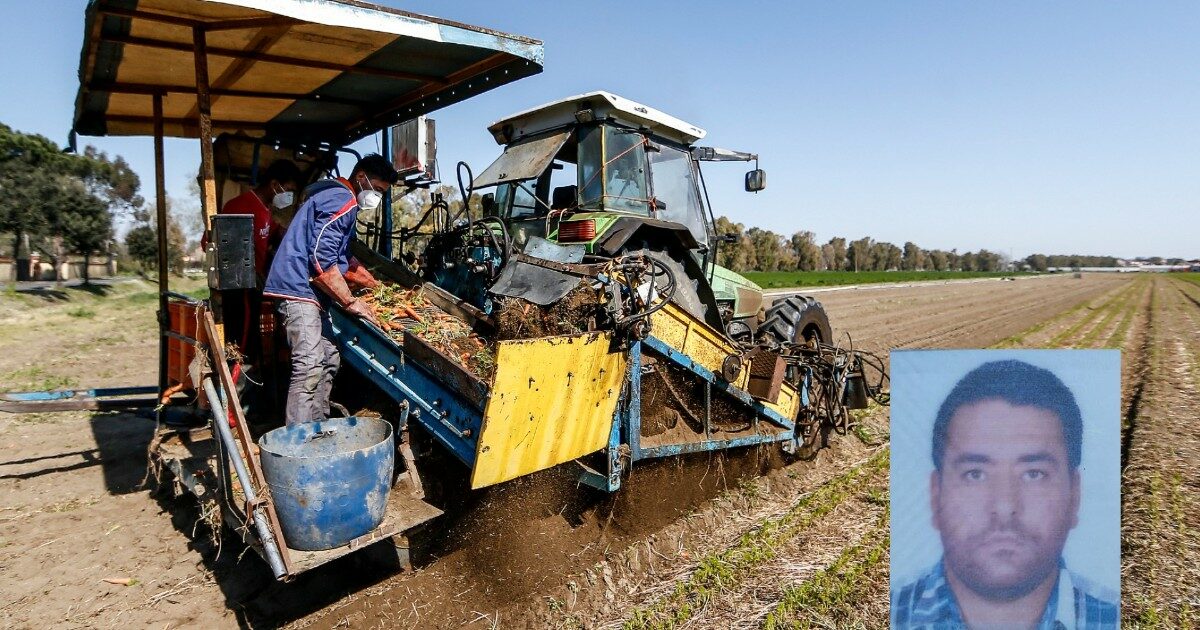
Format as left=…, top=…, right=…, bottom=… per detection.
left=971, top=524, right=1039, bottom=545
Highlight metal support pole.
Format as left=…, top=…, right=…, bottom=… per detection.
left=193, top=26, right=223, bottom=343
left=380, top=129, right=393, bottom=258
left=202, top=378, right=287, bottom=579
left=153, top=94, right=170, bottom=397
left=193, top=27, right=218, bottom=230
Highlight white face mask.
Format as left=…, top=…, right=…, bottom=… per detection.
left=272, top=190, right=294, bottom=209
left=356, top=177, right=383, bottom=211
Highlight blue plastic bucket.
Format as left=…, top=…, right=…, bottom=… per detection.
left=258, top=416, right=394, bottom=551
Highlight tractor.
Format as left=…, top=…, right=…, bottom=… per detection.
left=420, top=91, right=833, bottom=352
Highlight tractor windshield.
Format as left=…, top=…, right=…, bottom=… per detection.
left=649, top=143, right=709, bottom=247
left=578, top=124, right=650, bottom=214
left=485, top=122, right=710, bottom=250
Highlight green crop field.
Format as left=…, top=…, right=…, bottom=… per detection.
left=1173, top=272, right=1200, bottom=287
left=741, top=270, right=1031, bottom=289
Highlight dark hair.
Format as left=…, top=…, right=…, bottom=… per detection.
left=353, top=153, right=399, bottom=185
left=263, top=159, right=302, bottom=187
left=932, top=359, right=1082, bottom=471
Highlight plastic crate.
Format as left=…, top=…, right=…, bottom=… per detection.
left=167, top=301, right=200, bottom=388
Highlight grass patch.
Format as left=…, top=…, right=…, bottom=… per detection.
left=2, top=366, right=78, bottom=392
left=66, top=306, right=96, bottom=318
left=1171, top=272, right=1200, bottom=288
left=624, top=449, right=888, bottom=629
left=183, top=286, right=210, bottom=300
left=123, top=291, right=160, bottom=304
left=742, top=270, right=1030, bottom=289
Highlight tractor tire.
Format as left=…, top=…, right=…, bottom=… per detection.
left=759, top=295, right=833, bottom=345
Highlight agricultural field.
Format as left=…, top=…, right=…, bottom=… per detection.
left=742, top=270, right=1031, bottom=289
left=0, top=273, right=1196, bottom=628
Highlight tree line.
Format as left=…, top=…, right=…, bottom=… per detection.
left=712, top=216, right=1011, bottom=273
left=0, top=122, right=154, bottom=282
left=709, top=217, right=1150, bottom=273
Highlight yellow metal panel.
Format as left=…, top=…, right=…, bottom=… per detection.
left=651, top=303, right=800, bottom=421
left=471, top=332, right=627, bottom=489
left=768, top=382, right=801, bottom=419
left=650, top=303, right=733, bottom=374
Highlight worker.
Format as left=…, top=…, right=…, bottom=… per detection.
left=264, top=154, right=396, bottom=425
left=214, top=159, right=303, bottom=359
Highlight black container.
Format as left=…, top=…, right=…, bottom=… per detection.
left=208, top=214, right=255, bottom=290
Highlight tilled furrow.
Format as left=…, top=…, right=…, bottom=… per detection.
left=1046, top=282, right=1135, bottom=348
left=1005, top=279, right=1132, bottom=348
left=666, top=467, right=890, bottom=629
left=816, top=277, right=1107, bottom=347
left=761, top=509, right=890, bottom=630
left=615, top=449, right=889, bottom=629
left=1121, top=278, right=1200, bottom=626
left=1105, top=279, right=1153, bottom=350
left=1064, top=278, right=1145, bottom=348
left=862, top=277, right=1127, bottom=353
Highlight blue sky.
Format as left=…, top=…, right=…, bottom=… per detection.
left=1, top=1, right=1196, bottom=259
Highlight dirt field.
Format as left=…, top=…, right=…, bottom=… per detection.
left=1, top=273, right=1195, bottom=628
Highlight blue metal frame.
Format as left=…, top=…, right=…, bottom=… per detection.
left=577, top=338, right=801, bottom=492
left=330, top=308, right=804, bottom=493
left=640, top=336, right=795, bottom=431
left=2, top=386, right=158, bottom=402
left=328, top=309, right=480, bottom=466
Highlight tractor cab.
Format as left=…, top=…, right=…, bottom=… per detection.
left=471, top=91, right=769, bottom=332
left=475, top=92, right=751, bottom=254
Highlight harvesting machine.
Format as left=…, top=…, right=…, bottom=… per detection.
left=49, top=0, right=884, bottom=581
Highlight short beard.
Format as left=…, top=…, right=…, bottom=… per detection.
left=947, top=545, right=1059, bottom=601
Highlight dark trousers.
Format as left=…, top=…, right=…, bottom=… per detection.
left=277, top=300, right=340, bottom=425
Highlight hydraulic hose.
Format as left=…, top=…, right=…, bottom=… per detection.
left=456, top=161, right=474, bottom=223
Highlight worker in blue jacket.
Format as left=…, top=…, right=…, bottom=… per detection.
left=264, top=154, right=398, bottom=425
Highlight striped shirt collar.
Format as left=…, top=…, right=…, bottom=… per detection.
left=892, top=557, right=1118, bottom=629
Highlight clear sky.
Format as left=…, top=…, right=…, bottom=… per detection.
left=1, top=1, right=1196, bottom=259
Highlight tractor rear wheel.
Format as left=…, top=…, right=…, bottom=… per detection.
left=759, top=295, right=833, bottom=345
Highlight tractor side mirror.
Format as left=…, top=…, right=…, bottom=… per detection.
left=745, top=169, right=766, bottom=192
left=481, top=193, right=497, bottom=217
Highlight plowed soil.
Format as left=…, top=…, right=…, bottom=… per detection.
left=1, top=273, right=1193, bottom=629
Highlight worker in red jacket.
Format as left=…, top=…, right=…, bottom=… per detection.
left=216, top=159, right=303, bottom=360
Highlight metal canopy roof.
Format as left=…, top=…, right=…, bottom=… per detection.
left=73, top=0, right=544, bottom=145
left=487, top=91, right=707, bottom=147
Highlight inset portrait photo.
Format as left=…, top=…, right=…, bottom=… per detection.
left=889, top=350, right=1120, bottom=629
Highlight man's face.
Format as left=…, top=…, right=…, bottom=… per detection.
left=931, top=398, right=1080, bottom=600
left=352, top=172, right=391, bottom=194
